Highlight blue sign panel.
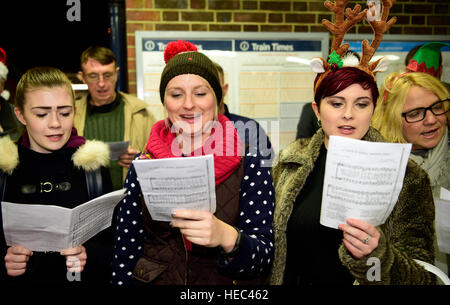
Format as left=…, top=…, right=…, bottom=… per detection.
left=142, top=39, right=232, bottom=52
left=143, top=39, right=322, bottom=52
left=347, top=41, right=450, bottom=52
left=235, top=40, right=321, bottom=52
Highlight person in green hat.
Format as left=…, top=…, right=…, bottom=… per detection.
left=405, top=42, right=450, bottom=92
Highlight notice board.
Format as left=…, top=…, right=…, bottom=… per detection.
left=344, top=34, right=450, bottom=85
left=135, top=31, right=329, bottom=152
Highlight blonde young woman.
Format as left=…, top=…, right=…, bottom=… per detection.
left=0, top=67, right=113, bottom=284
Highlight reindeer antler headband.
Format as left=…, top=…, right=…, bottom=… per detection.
left=311, top=0, right=397, bottom=93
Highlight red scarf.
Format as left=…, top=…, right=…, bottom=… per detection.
left=144, top=114, right=242, bottom=252
left=144, top=114, right=242, bottom=185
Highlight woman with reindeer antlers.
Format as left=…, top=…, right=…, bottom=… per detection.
left=269, top=0, right=435, bottom=285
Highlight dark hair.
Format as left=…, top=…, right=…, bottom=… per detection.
left=313, top=67, right=379, bottom=108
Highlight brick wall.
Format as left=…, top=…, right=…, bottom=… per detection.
left=125, top=0, right=450, bottom=94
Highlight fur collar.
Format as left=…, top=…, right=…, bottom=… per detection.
left=72, top=140, right=110, bottom=171
left=0, top=135, right=110, bottom=174
left=0, top=135, right=19, bottom=174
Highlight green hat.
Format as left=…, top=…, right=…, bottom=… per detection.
left=406, top=42, right=450, bottom=77
left=159, top=40, right=222, bottom=105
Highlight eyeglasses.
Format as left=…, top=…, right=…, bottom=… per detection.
left=402, top=99, right=450, bottom=123
left=84, top=72, right=115, bottom=83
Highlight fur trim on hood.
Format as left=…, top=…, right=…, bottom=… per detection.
left=0, top=135, right=19, bottom=174
left=1, top=89, right=10, bottom=101
left=72, top=140, right=110, bottom=171
left=0, top=136, right=110, bottom=174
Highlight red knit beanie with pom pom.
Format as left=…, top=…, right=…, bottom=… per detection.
left=159, top=40, right=222, bottom=105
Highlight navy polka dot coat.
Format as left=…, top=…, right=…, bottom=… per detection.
left=111, top=152, right=275, bottom=285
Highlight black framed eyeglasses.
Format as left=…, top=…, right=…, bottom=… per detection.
left=402, top=99, right=450, bottom=123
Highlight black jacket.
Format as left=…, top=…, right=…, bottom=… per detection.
left=0, top=136, right=113, bottom=285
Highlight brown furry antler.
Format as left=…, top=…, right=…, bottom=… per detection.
left=361, top=0, right=397, bottom=73
left=322, top=0, right=367, bottom=56
left=312, top=0, right=397, bottom=93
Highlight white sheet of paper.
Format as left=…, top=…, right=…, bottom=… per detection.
left=319, top=136, right=411, bottom=229
left=435, top=187, right=450, bottom=254
left=132, top=155, right=216, bottom=222
left=108, top=141, right=129, bottom=160
left=440, top=187, right=450, bottom=201
left=1, top=189, right=126, bottom=252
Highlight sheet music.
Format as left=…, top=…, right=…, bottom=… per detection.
left=320, top=136, right=411, bottom=229
left=435, top=187, right=450, bottom=254
left=1, top=189, right=126, bottom=252
left=132, top=155, right=216, bottom=222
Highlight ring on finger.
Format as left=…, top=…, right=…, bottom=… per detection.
left=362, top=235, right=370, bottom=244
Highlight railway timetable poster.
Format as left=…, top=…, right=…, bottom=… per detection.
left=135, top=31, right=329, bottom=152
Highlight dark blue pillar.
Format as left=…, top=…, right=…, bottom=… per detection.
left=109, top=0, right=127, bottom=92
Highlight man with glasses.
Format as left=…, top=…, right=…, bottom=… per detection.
left=75, top=46, right=156, bottom=190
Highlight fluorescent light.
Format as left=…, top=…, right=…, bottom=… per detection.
left=371, top=54, right=400, bottom=62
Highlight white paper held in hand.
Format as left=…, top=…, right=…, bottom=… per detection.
left=319, top=136, right=411, bottom=229
left=108, top=141, right=130, bottom=160
left=1, top=188, right=126, bottom=252
left=132, top=154, right=216, bottom=222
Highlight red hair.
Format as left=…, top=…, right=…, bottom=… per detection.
left=314, top=67, right=379, bottom=108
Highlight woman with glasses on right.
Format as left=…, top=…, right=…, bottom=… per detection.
left=372, top=72, right=450, bottom=197
left=372, top=71, right=450, bottom=277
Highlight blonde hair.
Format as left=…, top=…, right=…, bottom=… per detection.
left=372, top=71, right=449, bottom=143
left=15, top=67, right=75, bottom=111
